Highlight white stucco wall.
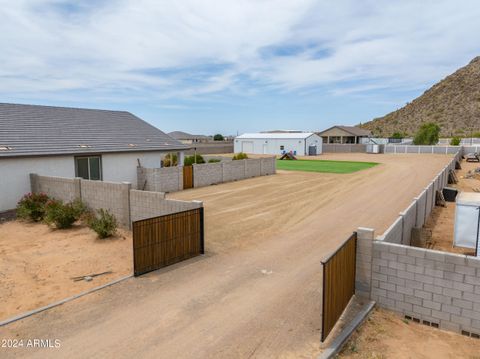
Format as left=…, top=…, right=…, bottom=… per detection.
left=234, top=134, right=322, bottom=156
left=0, top=151, right=181, bottom=212
left=0, top=156, right=74, bottom=211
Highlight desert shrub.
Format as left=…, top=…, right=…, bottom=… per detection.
left=450, top=136, right=461, bottom=146
left=89, top=209, right=117, bottom=239
left=413, top=123, right=441, bottom=145
left=232, top=152, right=248, bottom=160
left=163, top=153, right=178, bottom=167
left=472, top=132, right=480, bottom=138
left=16, top=192, right=50, bottom=221
left=44, top=200, right=76, bottom=229
left=184, top=154, right=205, bottom=166
left=208, top=158, right=221, bottom=163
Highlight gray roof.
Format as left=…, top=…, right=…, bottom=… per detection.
left=0, top=103, right=188, bottom=158
left=168, top=131, right=209, bottom=140
left=317, top=125, right=371, bottom=137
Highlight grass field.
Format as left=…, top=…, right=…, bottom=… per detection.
left=276, top=159, right=378, bottom=174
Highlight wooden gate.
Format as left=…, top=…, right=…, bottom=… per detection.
left=321, top=232, right=357, bottom=341
left=183, top=165, right=194, bottom=189
left=132, top=208, right=204, bottom=276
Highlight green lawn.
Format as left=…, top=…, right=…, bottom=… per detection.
left=276, top=159, right=379, bottom=174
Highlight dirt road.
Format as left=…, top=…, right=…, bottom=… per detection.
left=0, top=154, right=452, bottom=359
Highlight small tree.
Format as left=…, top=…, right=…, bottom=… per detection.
left=450, top=136, right=461, bottom=146
left=213, top=134, right=224, bottom=141
left=184, top=154, right=205, bottom=166
left=391, top=132, right=404, bottom=139
left=163, top=153, right=178, bottom=167
left=413, top=123, right=441, bottom=145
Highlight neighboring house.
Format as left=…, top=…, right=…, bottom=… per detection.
left=234, top=132, right=322, bottom=156
left=317, top=126, right=371, bottom=144
left=0, top=103, right=188, bottom=212
left=168, top=131, right=210, bottom=144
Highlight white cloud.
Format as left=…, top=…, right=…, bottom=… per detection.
left=0, top=0, right=479, bottom=102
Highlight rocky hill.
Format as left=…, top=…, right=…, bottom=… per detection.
left=361, top=57, right=480, bottom=137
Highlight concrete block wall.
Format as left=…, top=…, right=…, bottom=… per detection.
left=30, top=174, right=79, bottom=203
left=137, top=166, right=182, bottom=193
left=260, top=157, right=276, bottom=175
left=31, top=175, right=203, bottom=229
left=223, top=160, right=247, bottom=182
left=356, top=228, right=375, bottom=298
left=371, top=240, right=480, bottom=336
left=379, top=151, right=461, bottom=245
left=130, top=190, right=202, bottom=222
left=80, top=180, right=131, bottom=227
left=245, top=159, right=262, bottom=178
left=193, top=162, right=224, bottom=187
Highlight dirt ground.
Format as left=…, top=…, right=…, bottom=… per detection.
left=339, top=308, right=480, bottom=359
left=0, top=221, right=132, bottom=321
left=0, top=153, right=452, bottom=359
left=422, top=160, right=478, bottom=254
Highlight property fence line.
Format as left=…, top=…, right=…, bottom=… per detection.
left=322, top=144, right=367, bottom=153
left=30, top=174, right=202, bottom=229
left=138, top=157, right=276, bottom=192
left=377, top=149, right=462, bottom=245
left=384, top=145, right=461, bottom=155
left=352, top=147, right=480, bottom=337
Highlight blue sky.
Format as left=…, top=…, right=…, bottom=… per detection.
left=1, top=0, right=480, bottom=135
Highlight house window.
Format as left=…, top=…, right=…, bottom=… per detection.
left=280, top=145, right=285, bottom=150
left=75, top=156, right=102, bottom=180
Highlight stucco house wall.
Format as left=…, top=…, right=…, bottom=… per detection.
left=0, top=151, right=173, bottom=212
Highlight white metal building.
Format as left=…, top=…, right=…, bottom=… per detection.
left=234, top=132, right=322, bottom=156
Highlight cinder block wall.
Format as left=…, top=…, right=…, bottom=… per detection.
left=223, top=160, right=246, bottom=182
left=136, top=166, right=182, bottom=193
left=245, top=159, right=261, bottom=178
left=31, top=175, right=203, bottom=229
left=379, top=151, right=461, bottom=245
left=80, top=180, right=131, bottom=227
left=130, top=190, right=202, bottom=222
left=30, top=174, right=79, bottom=203
left=322, top=144, right=367, bottom=153
left=371, top=240, right=480, bottom=335
left=193, top=163, right=223, bottom=187
left=260, top=157, right=276, bottom=175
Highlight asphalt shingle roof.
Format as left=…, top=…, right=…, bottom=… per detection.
left=168, top=131, right=209, bottom=140
left=317, top=125, right=371, bottom=137
left=0, top=103, right=188, bottom=158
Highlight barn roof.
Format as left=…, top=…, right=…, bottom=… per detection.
left=0, top=103, right=188, bottom=158
left=236, top=132, right=316, bottom=140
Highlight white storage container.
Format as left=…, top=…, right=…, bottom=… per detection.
left=454, top=192, right=480, bottom=255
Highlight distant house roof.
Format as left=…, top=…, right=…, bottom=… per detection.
left=317, top=126, right=371, bottom=137
left=236, top=132, right=316, bottom=139
left=0, top=103, right=188, bottom=158
left=168, top=131, right=209, bottom=140
left=260, top=129, right=304, bottom=133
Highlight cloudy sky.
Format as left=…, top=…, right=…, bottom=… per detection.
left=1, top=1, right=479, bottom=135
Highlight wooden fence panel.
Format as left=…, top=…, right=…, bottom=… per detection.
left=132, top=208, right=204, bottom=276
left=183, top=166, right=194, bottom=189
left=321, top=232, right=357, bottom=342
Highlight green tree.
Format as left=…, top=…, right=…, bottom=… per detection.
left=213, top=134, right=224, bottom=141
left=391, top=132, right=405, bottom=139
left=450, top=136, right=461, bottom=146
left=413, top=123, right=441, bottom=145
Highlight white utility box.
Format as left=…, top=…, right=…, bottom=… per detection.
left=454, top=192, right=480, bottom=255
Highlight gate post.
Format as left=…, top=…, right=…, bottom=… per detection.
left=355, top=227, right=375, bottom=299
